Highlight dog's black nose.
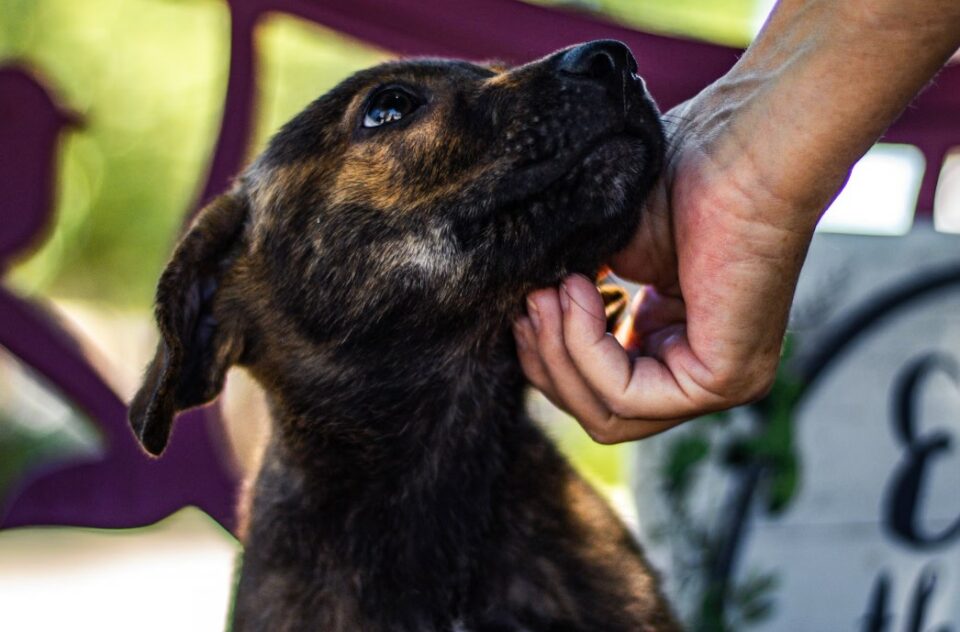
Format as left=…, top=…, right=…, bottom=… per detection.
left=557, top=40, right=638, bottom=84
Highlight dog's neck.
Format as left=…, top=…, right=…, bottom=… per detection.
left=241, top=323, right=567, bottom=617
left=244, top=323, right=555, bottom=575
left=267, top=325, right=527, bottom=476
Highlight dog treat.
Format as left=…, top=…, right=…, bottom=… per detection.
left=130, top=40, right=678, bottom=631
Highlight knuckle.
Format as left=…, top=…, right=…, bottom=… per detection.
left=583, top=418, right=621, bottom=445
left=606, top=399, right=635, bottom=420
left=702, top=356, right=779, bottom=406
left=744, top=367, right=777, bottom=401
left=604, top=401, right=633, bottom=418
left=703, top=367, right=741, bottom=396
left=525, top=373, right=549, bottom=394
left=586, top=428, right=617, bottom=445
left=593, top=435, right=619, bottom=446
left=740, top=353, right=780, bottom=400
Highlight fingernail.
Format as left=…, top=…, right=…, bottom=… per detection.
left=559, top=284, right=570, bottom=312
left=526, top=298, right=541, bottom=332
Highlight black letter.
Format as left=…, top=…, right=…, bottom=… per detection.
left=884, top=354, right=960, bottom=549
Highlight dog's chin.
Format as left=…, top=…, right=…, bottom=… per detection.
left=568, top=134, right=655, bottom=219
left=522, top=134, right=657, bottom=276
left=455, top=132, right=661, bottom=303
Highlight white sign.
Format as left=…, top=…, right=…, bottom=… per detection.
left=634, top=225, right=960, bottom=631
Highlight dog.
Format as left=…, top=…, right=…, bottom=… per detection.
left=129, top=39, right=678, bottom=631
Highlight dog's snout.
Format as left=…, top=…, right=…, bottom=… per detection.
left=557, top=40, right=638, bottom=85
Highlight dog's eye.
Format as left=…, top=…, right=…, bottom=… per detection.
left=363, top=89, right=418, bottom=128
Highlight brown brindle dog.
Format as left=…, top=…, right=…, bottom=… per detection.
left=129, top=40, right=679, bottom=631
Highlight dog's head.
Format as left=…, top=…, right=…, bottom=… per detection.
left=129, top=40, right=664, bottom=455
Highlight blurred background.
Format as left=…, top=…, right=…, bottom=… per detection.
left=1, top=0, right=958, bottom=630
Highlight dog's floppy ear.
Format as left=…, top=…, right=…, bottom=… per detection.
left=129, top=192, right=249, bottom=456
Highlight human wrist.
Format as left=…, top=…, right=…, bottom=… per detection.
left=683, top=0, right=960, bottom=229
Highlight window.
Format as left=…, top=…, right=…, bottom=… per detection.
left=817, top=143, right=924, bottom=236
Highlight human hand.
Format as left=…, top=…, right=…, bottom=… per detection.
left=513, top=0, right=960, bottom=443
left=512, top=61, right=848, bottom=442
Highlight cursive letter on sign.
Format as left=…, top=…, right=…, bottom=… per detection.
left=884, top=353, right=960, bottom=549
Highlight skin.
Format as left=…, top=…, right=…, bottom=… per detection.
left=513, top=0, right=960, bottom=443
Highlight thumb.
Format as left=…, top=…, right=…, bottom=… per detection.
left=608, top=183, right=678, bottom=289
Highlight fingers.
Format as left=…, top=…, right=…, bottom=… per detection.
left=591, top=416, right=687, bottom=444
left=615, top=284, right=686, bottom=354
left=524, top=288, right=612, bottom=433
left=513, top=315, right=563, bottom=411
left=512, top=282, right=695, bottom=443
left=560, top=274, right=702, bottom=421
left=632, top=286, right=686, bottom=336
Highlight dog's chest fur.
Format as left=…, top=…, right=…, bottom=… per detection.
left=233, top=335, right=672, bottom=631
left=224, top=326, right=673, bottom=632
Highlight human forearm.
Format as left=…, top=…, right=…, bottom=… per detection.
left=697, top=0, right=960, bottom=226
left=514, top=1, right=960, bottom=442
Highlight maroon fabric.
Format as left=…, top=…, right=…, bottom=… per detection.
left=0, top=287, right=238, bottom=530
left=198, top=0, right=740, bottom=208
left=0, top=68, right=237, bottom=531
left=0, top=68, right=77, bottom=270
left=2, top=0, right=959, bottom=533
left=884, top=74, right=960, bottom=213
left=202, top=0, right=960, bottom=214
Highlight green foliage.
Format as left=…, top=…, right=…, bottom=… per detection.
left=0, top=0, right=386, bottom=510
left=1, top=1, right=383, bottom=308
left=0, top=396, right=102, bottom=507
left=726, top=333, right=803, bottom=514
left=2, top=0, right=230, bottom=306
left=0, top=0, right=769, bottom=306
left=698, top=570, right=779, bottom=631
left=732, top=572, right=778, bottom=624
left=540, top=407, right=630, bottom=488
left=1, top=0, right=775, bottom=592
left=662, top=432, right=710, bottom=497
left=524, top=0, right=765, bottom=46
left=253, top=15, right=386, bottom=153
left=657, top=333, right=804, bottom=630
